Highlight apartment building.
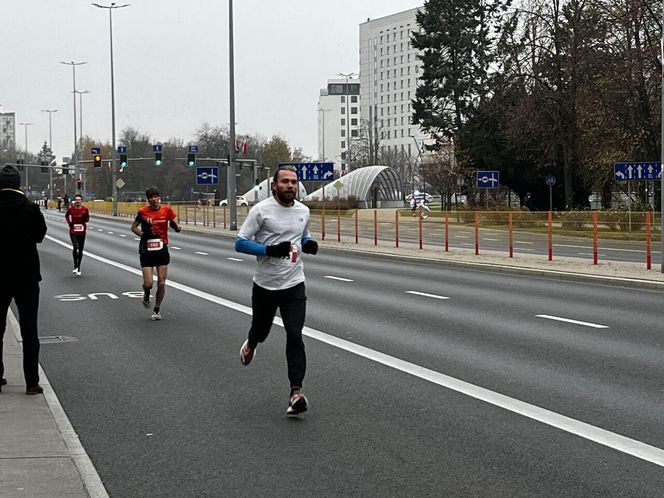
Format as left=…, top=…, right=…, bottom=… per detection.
left=317, top=77, right=361, bottom=174
left=359, top=7, right=427, bottom=162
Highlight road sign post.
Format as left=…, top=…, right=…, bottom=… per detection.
left=546, top=175, right=556, bottom=212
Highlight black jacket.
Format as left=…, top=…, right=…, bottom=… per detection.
left=0, top=188, right=47, bottom=284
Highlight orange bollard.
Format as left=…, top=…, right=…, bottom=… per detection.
left=337, top=208, right=341, bottom=242
left=223, top=205, right=227, bottom=229
left=321, top=210, right=326, bottom=241
left=355, top=209, right=359, bottom=244
left=508, top=211, right=513, bottom=258
left=213, top=204, right=216, bottom=228
left=474, top=212, right=479, bottom=255
left=548, top=211, right=553, bottom=261
left=374, top=210, right=378, bottom=246
left=193, top=205, right=197, bottom=225
left=646, top=211, right=652, bottom=270
left=185, top=205, right=189, bottom=225
left=444, top=210, right=449, bottom=252
left=592, top=211, right=598, bottom=265
left=418, top=210, right=423, bottom=249
left=395, top=210, right=400, bottom=248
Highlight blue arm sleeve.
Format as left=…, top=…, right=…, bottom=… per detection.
left=235, top=236, right=267, bottom=256
left=301, top=235, right=312, bottom=245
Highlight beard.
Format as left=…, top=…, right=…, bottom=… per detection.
left=276, top=189, right=296, bottom=205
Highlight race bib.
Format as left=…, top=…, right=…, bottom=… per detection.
left=146, top=238, right=163, bottom=251
left=73, top=224, right=85, bottom=233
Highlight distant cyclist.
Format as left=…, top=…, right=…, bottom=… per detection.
left=131, top=187, right=181, bottom=320
left=65, top=194, right=89, bottom=276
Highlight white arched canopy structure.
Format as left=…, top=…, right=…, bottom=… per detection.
left=303, top=165, right=402, bottom=208
left=241, top=178, right=307, bottom=204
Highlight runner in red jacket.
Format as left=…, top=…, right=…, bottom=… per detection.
left=65, top=194, right=90, bottom=276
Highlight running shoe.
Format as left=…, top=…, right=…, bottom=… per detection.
left=141, top=291, right=150, bottom=309
left=72, top=267, right=77, bottom=275
left=75, top=268, right=81, bottom=276
left=240, top=339, right=255, bottom=366
left=151, top=311, right=162, bottom=321
left=286, top=391, right=308, bottom=416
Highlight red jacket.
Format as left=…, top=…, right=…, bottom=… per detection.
left=65, top=205, right=90, bottom=235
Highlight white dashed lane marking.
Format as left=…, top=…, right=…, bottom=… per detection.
left=227, top=257, right=243, bottom=262
left=536, top=314, right=608, bottom=329
left=195, top=251, right=209, bottom=256
left=171, top=246, right=181, bottom=250
left=324, top=275, right=354, bottom=282
left=406, top=291, right=450, bottom=300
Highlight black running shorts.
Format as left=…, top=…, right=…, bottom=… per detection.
left=139, top=246, right=170, bottom=268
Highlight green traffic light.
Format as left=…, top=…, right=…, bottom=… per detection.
left=155, top=160, right=162, bottom=166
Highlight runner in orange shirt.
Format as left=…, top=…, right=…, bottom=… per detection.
left=130, top=187, right=180, bottom=320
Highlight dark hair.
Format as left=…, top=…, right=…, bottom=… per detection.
left=145, top=186, right=160, bottom=198
left=273, top=165, right=296, bottom=183
left=74, top=194, right=83, bottom=200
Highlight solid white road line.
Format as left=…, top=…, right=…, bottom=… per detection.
left=406, top=290, right=450, bottom=300
left=195, top=251, right=209, bottom=256
left=43, top=234, right=664, bottom=468
left=324, top=275, right=354, bottom=282
left=227, top=257, right=243, bottom=262
left=536, top=314, right=609, bottom=329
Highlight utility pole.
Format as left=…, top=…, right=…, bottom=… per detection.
left=60, top=61, right=86, bottom=198
left=41, top=109, right=58, bottom=201
left=338, top=72, right=357, bottom=174
left=19, top=122, right=33, bottom=192
left=74, top=90, right=90, bottom=195
left=228, top=0, right=238, bottom=230
left=93, top=2, right=129, bottom=216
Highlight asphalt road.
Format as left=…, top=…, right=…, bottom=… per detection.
left=36, top=213, right=664, bottom=496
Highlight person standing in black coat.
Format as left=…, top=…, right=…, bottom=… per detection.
left=0, top=165, right=47, bottom=395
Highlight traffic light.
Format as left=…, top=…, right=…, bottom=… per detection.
left=76, top=178, right=82, bottom=190
left=187, top=153, right=196, bottom=167
left=120, top=153, right=128, bottom=168
left=154, top=151, right=162, bottom=166
left=16, top=159, right=24, bottom=171
left=93, top=154, right=102, bottom=168
left=40, top=160, right=49, bottom=173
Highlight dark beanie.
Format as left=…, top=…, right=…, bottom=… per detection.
left=0, top=165, right=21, bottom=189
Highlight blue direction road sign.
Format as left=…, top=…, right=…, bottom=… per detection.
left=188, top=145, right=198, bottom=153
left=196, top=166, right=219, bottom=185
left=279, top=162, right=334, bottom=182
left=91, top=147, right=101, bottom=155
left=546, top=175, right=556, bottom=187
left=476, top=170, right=500, bottom=188
left=152, top=144, right=162, bottom=153
left=117, top=146, right=127, bottom=153
left=614, top=162, right=662, bottom=181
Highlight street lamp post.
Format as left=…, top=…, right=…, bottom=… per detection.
left=228, top=0, right=238, bottom=230
left=60, top=61, right=86, bottom=198
left=661, top=4, right=664, bottom=272
left=318, top=107, right=330, bottom=161
left=92, top=2, right=129, bottom=217
left=41, top=109, right=58, bottom=201
left=18, top=122, right=33, bottom=191
left=74, top=90, right=90, bottom=195
left=338, top=72, right=357, bottom=174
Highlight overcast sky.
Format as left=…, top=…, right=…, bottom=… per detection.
left=1, top=0, right=422, bottom=161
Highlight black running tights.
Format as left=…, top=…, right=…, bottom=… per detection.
left=70, top=234, right=86, bottom=268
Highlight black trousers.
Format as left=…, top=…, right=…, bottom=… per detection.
left=249, top=282, right=307, bottom=388
left=70, top=233, right=86, bottom=268
left=0, top=282, right=40, bottom=387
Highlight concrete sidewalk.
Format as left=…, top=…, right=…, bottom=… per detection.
left=0, top=309, right=107, bottom=498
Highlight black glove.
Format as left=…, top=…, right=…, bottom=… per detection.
left=266, top=241, right=291, bottom=258
left=302, top=240, right=318, bottom=255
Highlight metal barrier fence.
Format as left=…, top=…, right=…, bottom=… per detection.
left=85, top=203, right=661, bottom=269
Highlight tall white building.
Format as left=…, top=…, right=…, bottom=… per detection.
left=359, top=8, right=427, bottom=162
left=0, top=112, right=16, bottom=153
left=317, top=78, right=360, bottom=174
